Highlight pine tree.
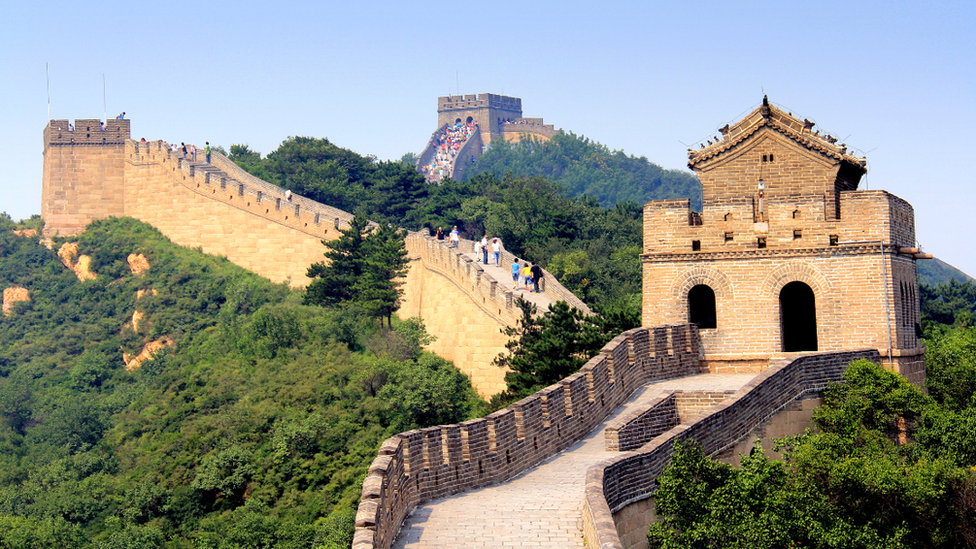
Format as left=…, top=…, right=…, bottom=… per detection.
left=304, top=216, right=409, bottom=327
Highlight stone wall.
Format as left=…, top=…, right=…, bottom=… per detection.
left=123, top=141, right=348, bottom=286
left=582, top=349, right=881, bottom=549
left=399, top=233, right=591, bottom=396
left=41, top=131, right=591, bottom=398
left=353, top=324, right=703, bottom=549
left=42, top=119, right=130, bottom=236
left=604, top=391, right=736, bottom=452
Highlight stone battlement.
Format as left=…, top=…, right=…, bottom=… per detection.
left=354, top=324, right=704, bottom=549
left=583, top=349, right=881, bottom=548
left=437, top=93, right=522, bottom=112
left=44, top=119, right=130, bottom=147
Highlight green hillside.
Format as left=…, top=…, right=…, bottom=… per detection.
left=0, top=216, right=481, bottom=547
left=463, top=132, right=703, bottom=210
left=918, top=257, right=973, bottom=287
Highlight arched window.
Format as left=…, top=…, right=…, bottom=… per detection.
left=466, top=116, right=474, bottom=124
left=780, top=282, right=817, bottom=352
left=688, top=284, right=717, bottom=329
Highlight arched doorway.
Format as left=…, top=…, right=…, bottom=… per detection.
left=780, top=281, right=817, bottom=352
left=688, top=284, right=717, bottom=329
left=466, top=116, right=474, bottom=124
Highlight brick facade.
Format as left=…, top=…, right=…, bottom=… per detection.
left=642, top=98, right=925, bottom=384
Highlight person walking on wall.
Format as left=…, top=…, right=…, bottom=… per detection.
left=522, top=263, right=531, bottom=291
left=531, top=263, right=543, bottom=293
left=181, top=142, right=187, bottom=159
left=492, top=237, right=501, bottom=266
left=450, top=226, right=460, bottom=248
left=190, top=144, right=197, bottom=162
left=511, top=259, right=521, bottom=290
left=205, top=142, right=211, bottom=163
left=481, top=235, right=489, bottom=264
left=435, top=226, right=444, bottom=241
left=474, top=238, right=482, bottom=260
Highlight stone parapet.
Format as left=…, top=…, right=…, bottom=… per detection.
left=582, top=349, right=881, bottom=549
left=354, top=324, right=703, bottom=549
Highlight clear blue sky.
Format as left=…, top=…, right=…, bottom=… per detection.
left=2, top=1, right=974, bottom=276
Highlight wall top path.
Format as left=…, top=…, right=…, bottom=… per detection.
left=391, top=372, right=756, bottom=549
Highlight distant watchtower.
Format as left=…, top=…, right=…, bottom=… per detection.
left=42, top=118, right=130, bottom=236
left=642, top=97, right=926, bottom=384
left=437, top=94, right=522, bottom=145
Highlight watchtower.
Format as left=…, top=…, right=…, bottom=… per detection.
left=42, top=118, right=130, bottom=236
left=437, top=94, right=522, bottom=145
left=642, top=97, right=926, bottom=383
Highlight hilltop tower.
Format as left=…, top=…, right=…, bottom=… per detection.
left=642, top=97, right=926, bottom=383
left=418, top=94, right=559, bottom=183
left=42, top=118, right=130, bottom=236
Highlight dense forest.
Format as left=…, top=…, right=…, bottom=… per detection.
left=0, top=216, right=482, bottom=547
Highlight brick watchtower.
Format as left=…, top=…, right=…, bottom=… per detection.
left=42, top=118, right=130, bottom=236
left=642, top=97, right=926, bottom=383
left=437, top=94, right=522, bottom=145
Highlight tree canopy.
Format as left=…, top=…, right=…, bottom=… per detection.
left=0, top=216, right=481, bottom=547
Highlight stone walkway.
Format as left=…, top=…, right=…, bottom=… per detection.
left=392, top=372, right=757, bottom=548
left=462, top=252, right=555, bottom=312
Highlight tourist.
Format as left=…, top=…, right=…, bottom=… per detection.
left=181, top=142, right=187, bottom=159
left=190, top=144, right=197, bottom=162
left=435, top=226, right=444, bottom=241
left=450, top=226, right=460, bottom=248
left=285, top=189, right=293, bottom=202
left=511, top=259, right=521, bottom=290
left=531, top=263, right=543, bottom=293
left=205, top=141, right=211, bottom=163
left=481, top=235, right=489, bottom=264
left=522, top=263, right=531, bottom=291
left=474, top=237, right=482, bottom=259
left=492, top=237, right=501, bottom=265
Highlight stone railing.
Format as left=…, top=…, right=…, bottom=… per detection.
left=582, top=349, right=881, bottom=549
left=353, top=324, right=705, bottom=549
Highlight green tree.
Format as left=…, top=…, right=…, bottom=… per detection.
left=305, top=216, right=408, bottom=326
left=493, top=299, right=603, bottom=403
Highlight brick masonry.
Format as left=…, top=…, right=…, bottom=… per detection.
left=642, top=100, right=925, bottom=384
left=353, top=325, right=704, bottom=549
left=582, top=349, right=881, bottom=549
left=39, top=121, right=587, bottom=398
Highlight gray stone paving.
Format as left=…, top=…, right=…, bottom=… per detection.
left=462, top=252, right=555, bottom=312
left=392, top=373, right=757, bottom=548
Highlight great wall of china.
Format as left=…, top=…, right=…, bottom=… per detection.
left=38, top=96, right=926, bottom=548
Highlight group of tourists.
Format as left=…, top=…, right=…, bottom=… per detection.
left=433, top=226, right=544, bottom=293
left=512, top=260, right=543, bottom=293
left=170, top=142, right=211, bottom=163
left=473, top=234, right=503, bottom=266
left=420, top=122, right=477, bottom=183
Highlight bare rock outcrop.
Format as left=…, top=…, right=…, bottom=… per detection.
left=58, top=242, right=96, bottom=281
left=123, top=338, right=174, bottom=371
left=2, top=287, right=30, bottom=316
left=128, top=253, right=150, bottom=276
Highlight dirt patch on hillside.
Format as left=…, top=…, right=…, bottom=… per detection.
left=123, top=338, right=174, bottom=371
left=128, top=254, right=150, bottom=276
left=58, top=242, right=97, bottom=281
left=2, top=287, right=29, bottom=316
